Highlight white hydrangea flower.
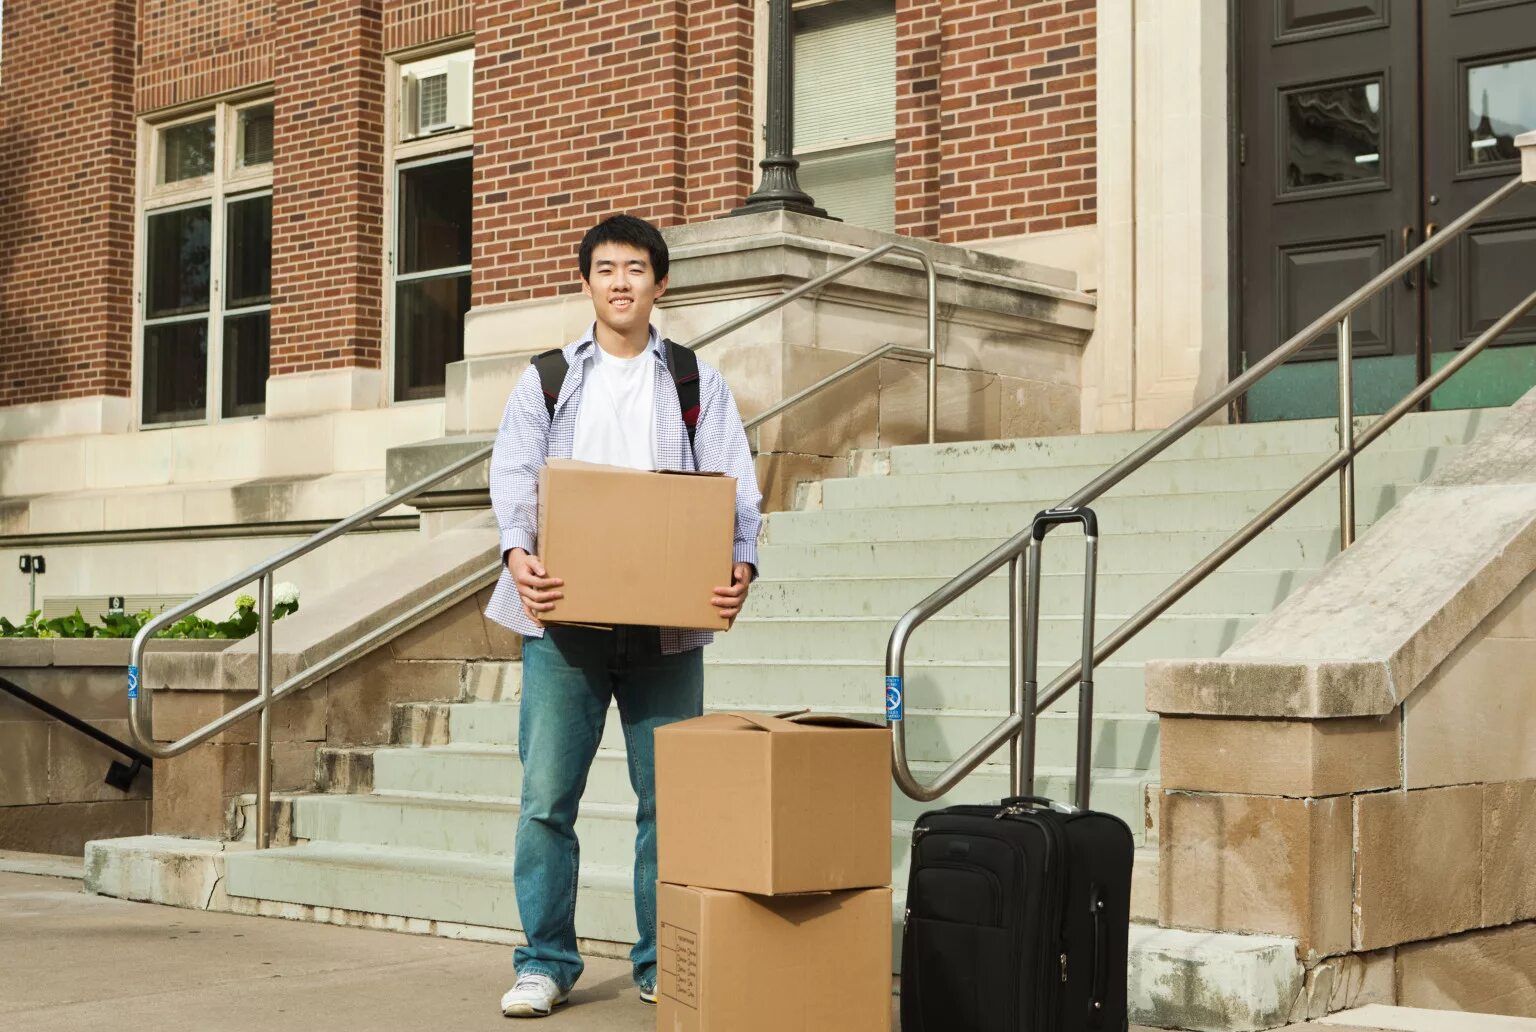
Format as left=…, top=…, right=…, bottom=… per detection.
left=274, top=582, right=301, bottom=606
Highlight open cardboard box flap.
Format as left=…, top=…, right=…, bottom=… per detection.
left=687, top=710, right=886, bottom=734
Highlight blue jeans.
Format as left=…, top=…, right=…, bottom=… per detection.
left=514, top=626, right=704, bottom=993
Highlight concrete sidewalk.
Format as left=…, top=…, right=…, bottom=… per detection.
left=0, top=869, right=658, bottom=1031
left=0, top=866, right=1222, bottom=1032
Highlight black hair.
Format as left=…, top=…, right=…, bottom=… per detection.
left=578, top=214, right=670, bottom=283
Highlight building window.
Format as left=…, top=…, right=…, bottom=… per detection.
left=390, top=48, right=475, bottom=403
left=394, top=153, right=472, bottom=402
left=793, top=0, right=896, bottom=232
left=140, top=99, right=273, bottom=426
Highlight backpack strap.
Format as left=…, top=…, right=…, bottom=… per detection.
left=532, top=341, right=699, bottom=453
left=664, top=339, right=701, bottom=452
left=529, top=348, right=568, bottom=423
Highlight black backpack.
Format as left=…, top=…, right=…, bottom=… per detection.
left=530, top=339, right=701, bottom=451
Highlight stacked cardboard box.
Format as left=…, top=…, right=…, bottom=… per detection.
left=654, top=712, right=894, bottom=1032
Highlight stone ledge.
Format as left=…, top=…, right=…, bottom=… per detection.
left=1148, top=387, right=1536, bottom=719
left=0, top=638, right=217, bottom=670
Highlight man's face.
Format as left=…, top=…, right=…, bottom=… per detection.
left=582, top=242, right=666, bottom=337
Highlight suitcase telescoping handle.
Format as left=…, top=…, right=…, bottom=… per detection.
left=1020, top=505, right=1099, bottom=811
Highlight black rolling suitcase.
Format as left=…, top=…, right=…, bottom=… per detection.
left=900, top=506, right=1134, bottom=1032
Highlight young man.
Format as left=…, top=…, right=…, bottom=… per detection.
left=483, top=214, right=762, bottom=1018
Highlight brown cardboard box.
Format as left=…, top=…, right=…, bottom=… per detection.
left=536, top=459, right=736, bottom=632
left=656, top=711, right=893, bottom=894
left=657, top=883, right=893, bottom=1032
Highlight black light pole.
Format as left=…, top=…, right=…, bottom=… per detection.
left=732, top=0, right=831, bottom=219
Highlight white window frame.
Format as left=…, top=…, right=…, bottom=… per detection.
left=384, top=40, right=475, bottom=406
left=135, top=92, right=274, bottom=430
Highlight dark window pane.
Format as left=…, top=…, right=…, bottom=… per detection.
left=1282, top=80, right=1383, bottom=191
left=398, top=158, right=472, bottom=274
left=223, top=311, right=270, bottom=418
left=239, top=104, right=275, bottom=168
left=161, top=118, right=216, bottom=183
left=226, top=195, right=272, bottom=310
left=1467, top=56, right=1536, bottom=167
left=395, top=273, right=470, bottom=400
left=143, top=321, right=208, bottom=425
left=146, top=206, right=212, bottom=319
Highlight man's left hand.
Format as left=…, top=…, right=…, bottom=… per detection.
left=711, top=562, right=755, bottom=628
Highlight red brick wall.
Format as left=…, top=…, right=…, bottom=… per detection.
left=684, top=2, right=756, bottom=222
left=897, top=0, right=1096, bottom=243
left=384, top=0, right=474, bottom=54
left=473, top=0, right=688, bottom=305
left=269, top=2, right=388, bottom=376
left=0, top=1, right=137, bottom=407
left=137, top=0, right=275, bottom=112
left=0, top=0, right=1098, bottom=410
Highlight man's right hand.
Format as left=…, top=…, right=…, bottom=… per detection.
left=508, top=548, right=564, bottom=626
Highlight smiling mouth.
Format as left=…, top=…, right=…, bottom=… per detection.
left=610, top=297, right=634, bottom=310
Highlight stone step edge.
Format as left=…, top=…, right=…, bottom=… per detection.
left=1321, top=1005, right=1536, bottom=1032
left=82, top=836, right=1301, bottom=1032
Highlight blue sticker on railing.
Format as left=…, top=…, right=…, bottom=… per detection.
left=127, top=665, right=139, bottom=700
left=885, top=675, right=903, bottom=721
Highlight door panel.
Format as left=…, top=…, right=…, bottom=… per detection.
left=1423, top=2, right=1536, bottom=358
left=1239, top=3, right=1419, bottom=376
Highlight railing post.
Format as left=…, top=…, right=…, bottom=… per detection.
left=1008, top=557, right=1024, bottom=796
left=1338, top=314, right=1356, bottom=549
left=924, top=252, right=938, bottom=445
left=256, top=572, right=274, bottom=850
left=1019, top=538, right=1044, bottom=797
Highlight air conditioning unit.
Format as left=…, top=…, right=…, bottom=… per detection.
left=402, top=54, right=472, bottom=139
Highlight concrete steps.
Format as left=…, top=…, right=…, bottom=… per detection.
left=762, top=483, right=1409, bottom=544
left=1318, top=1005, right=1536, bottom=1031
left=711, top=612, right=1258, bottom=663
left=819, top=447, right=1456, bottom=509
left=410, top=699, right=1160, bottom=771
left=219, top=840, right=1160, bottom=980
left=177, top=406, right=1503, bottom=1032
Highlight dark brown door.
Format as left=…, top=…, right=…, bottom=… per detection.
left=1238, top=3, right=1419, bottom=373
left=1421, top=0, right=1536, bottom=360
left=1238, top=1, right=1536, bottom=418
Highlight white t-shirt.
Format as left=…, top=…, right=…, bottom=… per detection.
left=572, top=343, right=657, bottom=469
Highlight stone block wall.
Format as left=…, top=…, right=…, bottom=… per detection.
left=145, top=519, right=516, bottom=839
left=0, top=641, right=181, bottom=854
left=1153, top=568, right=1536, bottom=1019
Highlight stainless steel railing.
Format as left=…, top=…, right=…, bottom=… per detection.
left=129, top=238, right=943, bottom=848
left=887, top=173, right=1536, bottom=803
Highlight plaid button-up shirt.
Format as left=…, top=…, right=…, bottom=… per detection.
left=483, top=325, right=763, bottom=654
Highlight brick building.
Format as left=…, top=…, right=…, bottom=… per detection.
left=0, top=0, right=1094, bottom=429
left=2, top=0, right=1534, bottom=618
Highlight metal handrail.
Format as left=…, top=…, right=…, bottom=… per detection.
left=129, top=238, right=944, bottom=848
left=887, top=173, right=1533, bottom=802
left=694, top=240, right=940, bottom=446
left=743, top=342, right=933, bottom=443
left=1, top=674, right=153, bottom=791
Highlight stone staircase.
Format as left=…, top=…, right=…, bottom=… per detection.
left=214, top=406, right=1504, bottom=959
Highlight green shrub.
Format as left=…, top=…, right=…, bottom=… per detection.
left=0, top=590, right=299, bottom=641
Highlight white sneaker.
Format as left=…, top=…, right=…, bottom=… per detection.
left=501, top=973, right=568, bottom=1018
left=639, top=983, right=657, bottom=1005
